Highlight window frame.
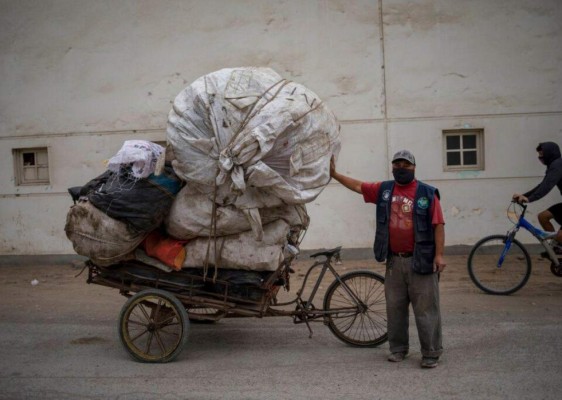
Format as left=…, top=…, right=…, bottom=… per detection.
left=13, top=147, right=51, bottom=186
left=442, top=129, right=485, bottom=171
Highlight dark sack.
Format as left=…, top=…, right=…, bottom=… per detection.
left=87, top=164, right=183, bottom=232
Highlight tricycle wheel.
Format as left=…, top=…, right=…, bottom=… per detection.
left=118, top=289, right=189, bottom=363
left=323, top=270, right=387, bottom=347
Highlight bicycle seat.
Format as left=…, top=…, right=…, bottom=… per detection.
left=309, top=246, right=342, bottom=259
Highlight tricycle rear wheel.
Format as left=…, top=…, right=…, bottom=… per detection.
left=118, top=289, right=189, bottom=363
left=323, top=270, right=388, bottom=347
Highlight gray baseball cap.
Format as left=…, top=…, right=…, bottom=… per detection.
left=391, top=149, right=416, bottom=165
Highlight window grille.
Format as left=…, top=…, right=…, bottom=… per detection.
left=443, top=129, right=484, bottom=171
left=13, top=147, right=50, bottom=185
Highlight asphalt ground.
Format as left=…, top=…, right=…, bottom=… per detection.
left=0, top=253, right=561, bottom=400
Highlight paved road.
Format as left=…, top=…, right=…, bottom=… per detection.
left=0, top=255, right=561, bottom=400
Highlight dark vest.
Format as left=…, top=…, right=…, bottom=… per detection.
left=373, top=180, right=440, bottom=274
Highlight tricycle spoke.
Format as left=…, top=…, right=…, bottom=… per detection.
left=157, top=327, right=181, bottom=339
left=139, top=304, right=152, bottom=322
left=129, top=328, right=149, bottom=343
left=157, top=314, right=178, bottom=326
left=127, top=319, right=147, bottom=327
left=154, top=300, right=163, bottom=321
left=145, top=331, right=154, bottom=354
left=154, top=330, right=167, bottom=355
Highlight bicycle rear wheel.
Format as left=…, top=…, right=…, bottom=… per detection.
left=467, top=235, right=531, bottom=295
left=323, top=270, right=387, bottom=347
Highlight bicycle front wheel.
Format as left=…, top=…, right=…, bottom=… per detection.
left=468, top=235, right=532, bottom=295
left=323, top=270, right=387, bottom=347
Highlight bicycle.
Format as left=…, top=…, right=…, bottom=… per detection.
left=467, top=201, right=562, bottom=295
left=86, top=245, right=388, bottom=362
left=277, top=246, right=388, bottom=347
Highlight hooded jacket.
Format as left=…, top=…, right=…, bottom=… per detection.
left=523, top=142, right=562, bottom=202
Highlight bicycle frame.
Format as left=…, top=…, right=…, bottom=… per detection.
left=271, top=251, right=368, bottom=337
left=501, top=203, right=560, bottom=267
left=276, top=257, right=364, bottom=313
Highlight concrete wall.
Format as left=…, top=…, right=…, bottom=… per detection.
left=1, top=0, right=561, bottom=254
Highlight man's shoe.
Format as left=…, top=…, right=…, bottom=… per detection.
left=421, top=357, right=439, bottom=368
left=387, top=352, right=408, bottom=362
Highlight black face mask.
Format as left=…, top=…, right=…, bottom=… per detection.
left=392, top=168, right=415, bottom=185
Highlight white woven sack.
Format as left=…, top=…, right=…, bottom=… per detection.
left=182, top=219, right=290, bottom=272
left=167, top=67, right=341, bottom=207
left=165, top=187, right=308, bottom=240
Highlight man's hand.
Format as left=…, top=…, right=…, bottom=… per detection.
left=433, top=254, right=447, bottom=273
left=330, top=156, right=336, bottom=178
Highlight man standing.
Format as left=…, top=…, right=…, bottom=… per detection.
left=330, top=150, right=446, bottom=368
left=513, top=142, right=562, bottom=255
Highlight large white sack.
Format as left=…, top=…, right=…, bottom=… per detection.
left=165, top=187, right=309, bottom=240
left=64, top=200, right=146, bottom=266
left=182, top=220, right=290, bottom=272
left=167, top=67, right=341, bottom=207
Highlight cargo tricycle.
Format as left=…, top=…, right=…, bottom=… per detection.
left=85, top=243, right=388, bottom=363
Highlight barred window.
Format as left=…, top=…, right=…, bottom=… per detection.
left=443, top=129, right=484, bottom=171
left=13, top=147, right=50, bottom=185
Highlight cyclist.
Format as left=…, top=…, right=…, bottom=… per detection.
left=513, top=141, right=562, bottom=255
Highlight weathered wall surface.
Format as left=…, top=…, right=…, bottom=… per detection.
left=0, top=0, right=561, bottom=254
left=381, top=0, right=562, bottom=247
left=384, top=0, right=562, bottom=118
left=0, top=0, right=381, bottom=135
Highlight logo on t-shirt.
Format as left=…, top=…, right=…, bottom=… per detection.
left=402, top=203, right=412, bottom=213
left=417, top=196, right=429, bottom=209
left=382, top=190, right=391, bottom=201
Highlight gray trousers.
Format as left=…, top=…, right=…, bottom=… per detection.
left=385, top=255, right=443, bottom=358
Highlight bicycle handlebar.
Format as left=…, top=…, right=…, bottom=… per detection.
left=509, top=200, right=527, bottom=220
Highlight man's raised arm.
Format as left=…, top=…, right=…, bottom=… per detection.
left=330, top=157, right=363, bottom=194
